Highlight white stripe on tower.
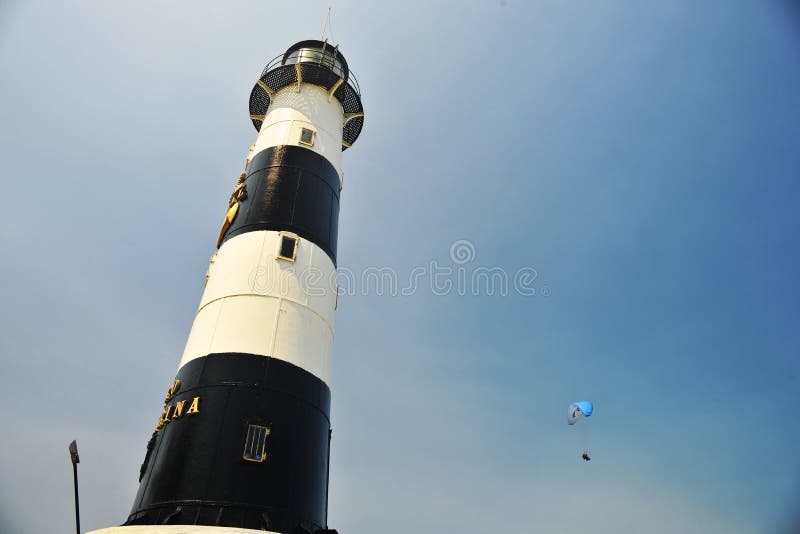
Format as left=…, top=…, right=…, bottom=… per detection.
left=180, top=82, right=343, bottom=386
left=252, top=83, right=344, bottom=181
left=180, top=231, right=336, bottom=384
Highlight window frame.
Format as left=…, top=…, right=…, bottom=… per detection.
left=242, top=423, right=271, bottom=464
left=298, top=127, right=316, bottom=147
left=277, top=233, right=299, bottom=263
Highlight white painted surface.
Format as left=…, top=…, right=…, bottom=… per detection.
left=87, top=527, right=277, bottom=534
left=199, top=230, right=336, bottom=325
left=180, top=230, right=336, bottom=385
left=252, top=84, right=344, bottom=181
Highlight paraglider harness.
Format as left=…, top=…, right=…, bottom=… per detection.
left=568, top=402, right=594, bottom=462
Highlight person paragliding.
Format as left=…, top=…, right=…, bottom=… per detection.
left=568, top=401, right=594, bottom=461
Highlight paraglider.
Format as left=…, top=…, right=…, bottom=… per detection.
left=568, top=401, right=594, bottom=461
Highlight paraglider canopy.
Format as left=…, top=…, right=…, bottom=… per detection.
left=567, top=401, right=594, bottom=425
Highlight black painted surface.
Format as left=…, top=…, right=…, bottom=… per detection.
left=128, top=353, right=332, bottom=532
left=221, top=145, right=340, bottom=265
left=282, top=40, right=350, bottom=78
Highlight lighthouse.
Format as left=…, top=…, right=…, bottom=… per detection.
left=90, top=39, right=363, bottom=534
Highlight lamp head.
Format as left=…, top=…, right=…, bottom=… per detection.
left=68, top=440, right=79, bottom=464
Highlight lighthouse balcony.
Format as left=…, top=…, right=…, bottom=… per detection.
left=249, top=40, right=364, bottom=149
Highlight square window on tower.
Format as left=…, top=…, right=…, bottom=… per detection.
left=242, top=424, right=271, bottom=463
left=299, top=127, right=315, bottom=147
left=277, top=234, right=299, bottom=262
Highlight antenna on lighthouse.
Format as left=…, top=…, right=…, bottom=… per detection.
left=321, top=7, right=332, bottom=41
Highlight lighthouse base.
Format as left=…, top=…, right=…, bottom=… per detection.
left=88, top=527, right=279, bottom=534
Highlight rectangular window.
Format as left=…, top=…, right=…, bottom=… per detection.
left=277, top=234, right=299, bottom=262
left=243, top=424, right=270, bottom=463
left=299, top=127, right=315, bottom=147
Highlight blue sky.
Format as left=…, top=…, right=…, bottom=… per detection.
left=1, top=1, right=799, bottom=533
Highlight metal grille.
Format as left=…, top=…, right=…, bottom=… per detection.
left=298, top=62, right=340, bottom=91
left=248, top=86, right=269, bottom=131
left=248, top=64, right=299, bottom=130
left=343, top=116, right=363, bottom=148
left=336, top=81, right=364, bottom=149
left=335, top=82, right=362, bottom=114
left=263, top=64, right=298, bottom=90
left=242, top=424, right=270, bottom=463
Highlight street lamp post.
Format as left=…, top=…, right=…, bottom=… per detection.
left=69, top=440, right=80, bottom=534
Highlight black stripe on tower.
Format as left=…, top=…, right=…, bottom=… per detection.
left=221, top=145, right=341, bottom=266
left=127, top=354, right=332, bottom=533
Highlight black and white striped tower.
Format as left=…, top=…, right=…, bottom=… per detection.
left=90, top=39, right=363, bottom=534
